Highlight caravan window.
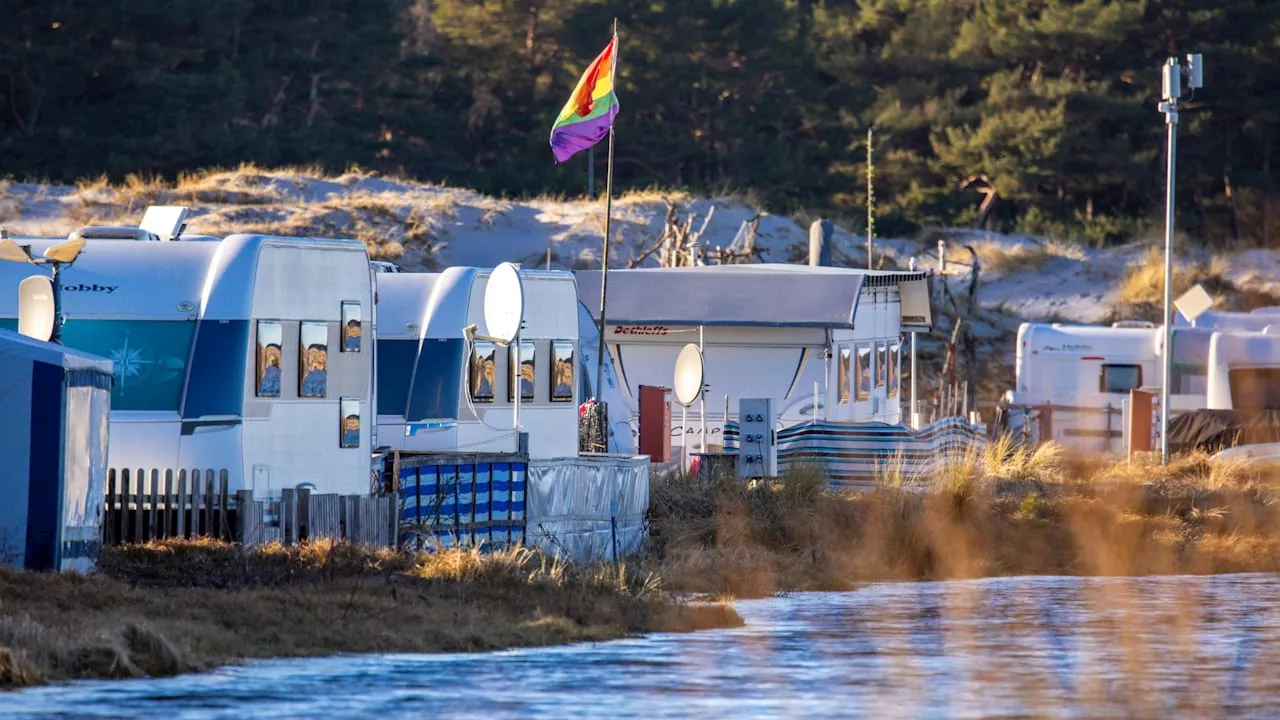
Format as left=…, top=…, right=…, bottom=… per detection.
left=1171, top=329, right=1210, bottom=395
left=875, top=342, right=888, bottom=388
left=339, top=397, right=361, bottom=448
left=508, top=341, right=535, bottom=402
left=299, top=322, right=328, bottom=398
left=888, top=342, right=901, bottom=398
left=838, top=347, right=851, bottom=405
left=551, top=341, right=575, bottom=402
left=256, top=321, right=283, bottom=398
left=341, top=301, right=362, bottom=352
left=57, top=319, right=197, bottom=411
left=469, top=341, right=497, bottom=403
left=1099, top=364, right=1142, bottom=394
left=856, top=344, right=872, bottom=401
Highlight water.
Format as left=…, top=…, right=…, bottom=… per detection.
left=5, top=574, right=1280, bottom=719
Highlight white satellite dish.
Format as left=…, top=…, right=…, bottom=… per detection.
left=673, top=343, right=704, bottom=407
left=484, top=262, right=525, bottom=345
left=18, top=275, right=55, bottom=342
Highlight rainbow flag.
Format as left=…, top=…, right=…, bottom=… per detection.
left=550, top=34, right=619, bottom=164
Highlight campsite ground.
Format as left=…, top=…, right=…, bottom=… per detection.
left=4, top=442, right=1279, bottom=689
left=4, top=170, right=1280, bottom=688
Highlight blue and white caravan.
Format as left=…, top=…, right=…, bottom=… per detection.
left=576, top=264, right=932, bottom=453
left=374, top=268, right=582, bottom=459
left=0, top=215, right=375, bottom=496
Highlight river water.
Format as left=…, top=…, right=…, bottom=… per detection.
left=4, top=573, right=1280, bottom=719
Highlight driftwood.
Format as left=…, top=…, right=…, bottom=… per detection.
left=933, top=237, right=982, bottom=418
left=628, top=200, right=763, bottom=268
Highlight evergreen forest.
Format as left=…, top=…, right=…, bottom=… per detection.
left=3, top=0, right=1278, bottom=245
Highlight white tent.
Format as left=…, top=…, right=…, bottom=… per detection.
left=0, top=329, right=112, bottom=572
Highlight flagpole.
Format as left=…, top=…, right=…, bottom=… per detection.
left=594, top=21, right=617, bottom=412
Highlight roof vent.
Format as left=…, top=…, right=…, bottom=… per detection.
left=76, top=226, right=160, bottom=241
left=1112, top=320, right=1155, bottom=329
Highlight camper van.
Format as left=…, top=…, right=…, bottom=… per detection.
left=0, top=217, right=375, bottom=496
left=374, top=268, right=583, bottom=459
left=576, top=264, right=932, bottom=452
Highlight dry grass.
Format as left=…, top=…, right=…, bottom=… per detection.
left=0, top=540, right=740, bottom=689
left=972, top=238, right=1088, bottom=275
left=647, top=446, right=1280, bottom=597
left=1115, top=247, right=1234, bottom=308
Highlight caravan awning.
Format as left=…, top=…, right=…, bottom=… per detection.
left=576, top=264, right=931, bottom=330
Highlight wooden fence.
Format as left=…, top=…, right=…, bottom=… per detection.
left=103, top=468, right=234, bottom=545
left=102, top=468, right=395, bottom=548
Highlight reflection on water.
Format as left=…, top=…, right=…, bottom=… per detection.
left=4, top=574, right=1280, bottom=719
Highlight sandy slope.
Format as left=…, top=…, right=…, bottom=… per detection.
left=4, top=169, right=1279, bottom=376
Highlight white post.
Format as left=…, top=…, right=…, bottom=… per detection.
left=910, top=331, right=919, bottom=429
left=699, top=325, right=707, bottom=453
left=1158, top=56, right=1185, bottom=465
left=682, top=404, right=688, bottom=471
left=813, top=381, right=819, bottom=425
left=512, top=333, right=522, bottom=453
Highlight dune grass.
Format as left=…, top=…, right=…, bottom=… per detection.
left=972, top=237, right=1087, bottom=275
left=0, top=540, right=739, bottom=689
left=1115, top=247, right=1233, bottom=308
left=647, top=441, right=1280, bottom=597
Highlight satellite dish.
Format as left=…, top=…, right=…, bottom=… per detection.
left=18, top=275, right=54, bottom=342
left=44, top=233, right=86, bottom=264
left=673, top=343, right=704, bottom=407
left=1175, top=283, right=1214, bottom=325
left=484, top=262, right=525, bottom=344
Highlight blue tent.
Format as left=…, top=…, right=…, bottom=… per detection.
left=0, top=329, right=113, bottom=572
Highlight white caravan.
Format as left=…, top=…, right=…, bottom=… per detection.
left=575, top=264, right=933, bottom=452
left=374, top=268, right=582, bottom=459
left=0, top=220, right=375, bottom=496
left=1004, top=320, right=1256, bottom=452
left=1206, top=328, right=1280, bottom=411
left=1174, top=308, right=1280, bottom=332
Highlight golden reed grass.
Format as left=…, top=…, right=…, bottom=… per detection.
left=0, top=539, right=738, bottom=689
left=648, top=440, right=1280, bottom=596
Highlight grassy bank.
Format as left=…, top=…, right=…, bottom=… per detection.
left=6, top=440, right=1280, bottom=690
left=648, top=441, right=1280, bottom=597
left=0, top=541, right=739, bottom=689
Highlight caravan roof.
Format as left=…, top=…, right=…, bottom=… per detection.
left=0, top=238, right=219, bottom=321
left=0, top=234, right=366, bottom=322
left=576, top=264, right=928, bottom=328
left=375, top=268, right=478, bottom=340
